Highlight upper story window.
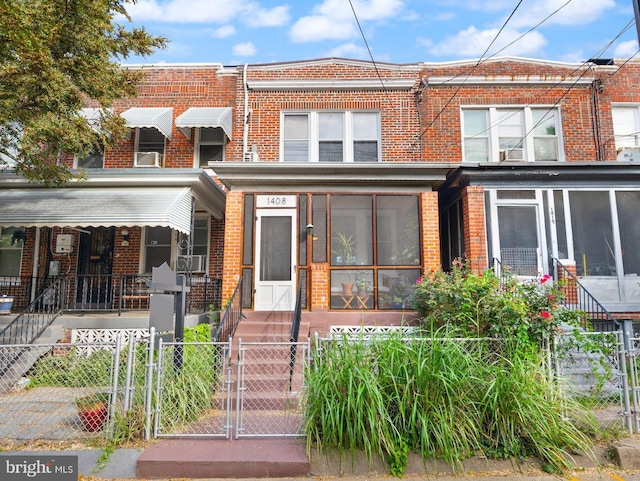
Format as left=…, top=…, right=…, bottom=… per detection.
left=462, top=107, right=561, bottom=162
left=282, top=111, right=380, bottom=163
left=612, top=105, right=640, bottom=150
left=75, top=147, right=104, bottom=169
left=135, top=128, right=165, bottom=167
left=196, top=127, right=224, bottom=167
left=0, top=227, right=24, bottom=277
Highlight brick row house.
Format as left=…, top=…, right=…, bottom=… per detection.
left=1, top=56, right=640, bottom=334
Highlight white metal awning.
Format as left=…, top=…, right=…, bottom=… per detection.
left=0, top=186, right=193, bottom=233
left=175, top=107, right=232, bottom=140
left=120, top=107, right=173, bottom=140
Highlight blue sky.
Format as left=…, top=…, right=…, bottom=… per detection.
left=122, top=0, right=640, bottom=66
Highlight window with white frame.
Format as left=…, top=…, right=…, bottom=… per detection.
left=282, top=111, right=380, bottom=163
left=462, top=107, right=561, bottom=162
left=177, top=217, right=210, bottom=273
left=0, top=227, right=24, bottom=277
left=196, top=127, right=224, bottom=166
left=612, top=105, right=640, bottom=150
left=143, top=226, right=172, bottom=273
left=135, top=128, right=165, bottom=167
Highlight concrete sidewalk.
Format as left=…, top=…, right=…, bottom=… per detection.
left=2, top=437, right=640, bottom=480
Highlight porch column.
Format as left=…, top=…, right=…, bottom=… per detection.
left=310, top=263, right=328, bottom=310
left=461, top=185, right=488, bottom=273
left=222, top=190, right=244, bottom=303
left=421, top=190, right=440, bottom=272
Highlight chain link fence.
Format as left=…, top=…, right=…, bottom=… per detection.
left=0, top=327, right=635, bottom=444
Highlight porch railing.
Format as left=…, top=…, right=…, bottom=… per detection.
left=0, top=275, right=69, bottom=345
left=552, top=258, right=619, bottom=332
left=212, top=279, right=244, bottom=342
left=0, top=273, right=222, bottom=316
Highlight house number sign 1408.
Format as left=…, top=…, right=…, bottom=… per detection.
left=256, top=195, right=296, bottom=208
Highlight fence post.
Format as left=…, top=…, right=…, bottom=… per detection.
left=144, top=327, right=156, bottom=441
left=618, top=325, right=633, bottom=434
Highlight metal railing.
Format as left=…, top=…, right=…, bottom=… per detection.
left=553, top=258, right=619, bottom=332
left=212, top=279, right=244, bottom=342
left=0, top=275, right=69, bottom=345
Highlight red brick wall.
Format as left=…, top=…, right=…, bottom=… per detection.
left=222, top=190, right=244, bottom=302
left=421, top=191, right=440, bottom=272
left=461, top=185, right=487, bottom=272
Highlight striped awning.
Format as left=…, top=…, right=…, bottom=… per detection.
left=0, top=187, right=193, bottom=234
left=175, top=107, right=232, bottom=139
left=120, top=107, right=173, bottom=140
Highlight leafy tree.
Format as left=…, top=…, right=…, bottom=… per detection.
left=0, top=0, right=166, bottom=185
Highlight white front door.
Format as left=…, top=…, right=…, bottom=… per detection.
left=254, top=208, right=297, bottom=311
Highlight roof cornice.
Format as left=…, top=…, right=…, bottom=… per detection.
left=247, top=78, right=417, bottom=91
left=426, top=75, right=594, bottom=86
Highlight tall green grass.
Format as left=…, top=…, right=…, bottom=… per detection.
left=303, top=332, right=595, bottom=476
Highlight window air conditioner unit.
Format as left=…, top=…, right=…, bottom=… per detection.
left=499, top=149, right=524, bottom=162
left=177, top=255, right=207, bottom=272
left=134, top=151, right=163, bottom=167
left=243, top=151, right=259, bottom=162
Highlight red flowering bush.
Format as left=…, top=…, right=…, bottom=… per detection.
left=411, top=260, right=583, bottom=346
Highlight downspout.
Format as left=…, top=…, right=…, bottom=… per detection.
left=243, top=63, right=249, bottom=160
left=31, top=227, right=41, bottom=301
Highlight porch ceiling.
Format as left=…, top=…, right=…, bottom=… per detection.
left=211, top=162, right=459, bottom=191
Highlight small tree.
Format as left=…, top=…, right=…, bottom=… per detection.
left=0, top=0, right=167, bottom=185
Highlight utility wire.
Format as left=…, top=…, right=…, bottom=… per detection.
left=348, top=0, right=389, bottom=96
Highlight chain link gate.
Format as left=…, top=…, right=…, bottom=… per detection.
left=235, top=340, right=309, bottom=438
left=153, top=337, right=233, bottom=438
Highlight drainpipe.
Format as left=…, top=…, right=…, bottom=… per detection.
left=243, top=63, right=249, bottom=160
left=31, top=227, right=41, bottom=301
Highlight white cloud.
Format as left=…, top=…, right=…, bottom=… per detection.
left=314, top=0, right=403, bottom=21
left=126, top=0, right=289, bottom=25
left=213, top=25, right=236, bottom=39
left=233, top=42, right=257, bottom=57
left=323, top=42, right=369, bottom=59
left=508, top=0, right=616, bottom=29
left=614, top=40, right=639, bottom=59
left=425, top=26, right=547, bottom=58
left=290, top=16, right=356, bottom=42
left=290, top=0, right=404, bottom=42
left=244, top=5, right=290, bottom=27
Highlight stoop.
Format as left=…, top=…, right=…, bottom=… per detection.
left=136, top=438, right=310, bottom=479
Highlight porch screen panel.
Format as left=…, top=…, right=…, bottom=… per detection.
left=497, top=206, right=538, bottom=276
left=376, top=195, right=420, bottom=266
left=260, top=216, right=292, bottom=281
left=312, top=195, right=327, bottom=263
left=330, top=195, right=373, bottom=266
left=553, top=191, right=568, bottom=259
left=242, top=195, right=254, bottom=265
left=569, top=191, right=614, bottom=276
left=616, top=191, right=640, bottom=276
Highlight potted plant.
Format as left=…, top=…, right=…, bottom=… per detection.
left=356, top=271, right=369, bottom=296
left=332, top=231, right=356, bottom=265
left=76, top=392, right=110, bottom=432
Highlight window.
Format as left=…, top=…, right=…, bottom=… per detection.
left=196, top=128, right=224, bottom=166
left=462, top=107, right=561, bottom=162
left=612, top=106, right=640, bottom=150
left=135, top=128, right=165, bottom=167
left=0, top=227, right=24, bottom=277
left=143, top=227, right=172, bottom=273
left=282, top=111, right=380, bottom=163
left=329, top=194, right=420, bottom=310
left=75, top=147, right=104, bottom=169
left=177, top=217, right=210, bottom=273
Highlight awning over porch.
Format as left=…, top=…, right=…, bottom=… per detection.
left=175, top=107, right=233, bottom=139
left=0, top=186, right=194, bottom=233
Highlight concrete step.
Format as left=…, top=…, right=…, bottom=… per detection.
left=136, top=438, right=309, bottom=478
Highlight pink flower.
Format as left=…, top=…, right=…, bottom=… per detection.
left=540, top=274, right=551, bottom=283
left=540, top=311, right=551, bottom=319
left=416, top=277, right=423, bottom=284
